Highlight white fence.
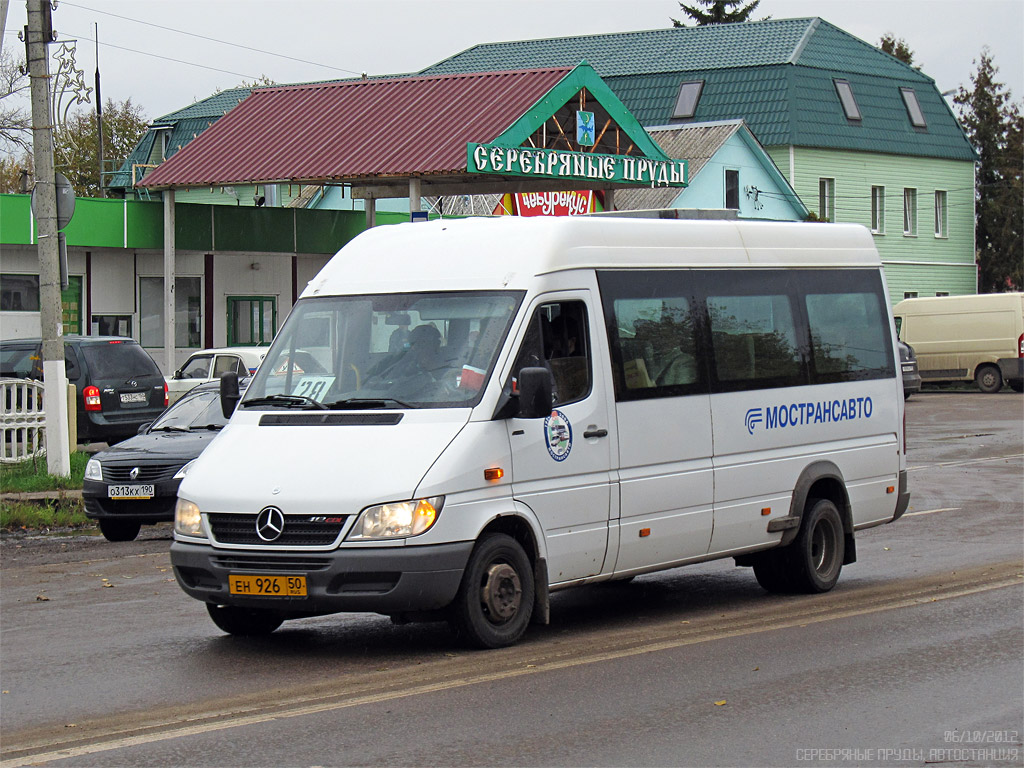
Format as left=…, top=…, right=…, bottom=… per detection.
left=1, top=378, right=46, bottom=463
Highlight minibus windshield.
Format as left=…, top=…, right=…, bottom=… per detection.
left=242, top=291, right=523, bottom=409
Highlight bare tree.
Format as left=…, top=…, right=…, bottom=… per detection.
left=0, top=47, right=31, bottom=155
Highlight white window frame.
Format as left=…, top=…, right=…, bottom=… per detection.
left=934, top=190, right=948, bottom=238
left=903, top=188, right=918, bottom=236
left=818, top=178, right=835, bottom=222
left=871, top=186, right=885, bottom=234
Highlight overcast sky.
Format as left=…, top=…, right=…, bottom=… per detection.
left=2, top=0, right=1022, bottom=123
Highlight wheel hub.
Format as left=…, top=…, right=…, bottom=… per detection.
left=481, top=562, right=522, bottom=621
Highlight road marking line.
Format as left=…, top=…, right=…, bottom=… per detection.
left=903, top=507, right=961, bottom=517
left=907, top=452, right=1023, bottom=472
left=2, top=574, right=1020, bottom=768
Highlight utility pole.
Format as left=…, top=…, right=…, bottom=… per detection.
left=27, top=0, right=72, bottom=476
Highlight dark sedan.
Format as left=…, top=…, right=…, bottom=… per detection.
left=83, top=380, right=241, bottom=541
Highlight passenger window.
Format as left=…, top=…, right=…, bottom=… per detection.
left=613, top=297, right=698, bottom=391
left=806, top=291, right=890, bottom=381
left=213, top=355, right=242, bottom=377
left=707, top=293, right=801, bottom=385
left=510, top=301, right=591, bottom=406
left=182, top=355, right=212, bottom=379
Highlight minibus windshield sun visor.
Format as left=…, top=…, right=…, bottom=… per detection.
left=241, top=291, right=524, bottom=410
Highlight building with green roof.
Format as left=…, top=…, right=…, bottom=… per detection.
left=421, top=17, right=979, bottom=302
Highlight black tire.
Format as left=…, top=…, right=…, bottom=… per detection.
left=1008, top=380, right=1023, bottom=393
left=206, top=604, right=284, bottom=636
left=754, top=499, right=844, bottom=594
left=975, top=364, right=1003, bottom=394
left=450, top=533, right=534, bottom=649
left=752, top=550, right=795, bottom=593
left=98, top=518, right=141, bottom=542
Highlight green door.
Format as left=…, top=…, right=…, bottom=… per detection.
left=61, top=276, right=83, bottom=335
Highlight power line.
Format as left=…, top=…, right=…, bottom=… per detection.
left=61, top=30, right=260, bottom=80
left=60, top=1, right=362, bottom=77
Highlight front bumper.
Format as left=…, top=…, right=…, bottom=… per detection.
left=170, top=540, right=474, bottom=617
left=82, top=478, right=180, bottom=521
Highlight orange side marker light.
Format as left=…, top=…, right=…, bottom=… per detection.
left=484, top=468, right=504, bottom=482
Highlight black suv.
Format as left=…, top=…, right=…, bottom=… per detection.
left=0, top=336, right=167, bottom=444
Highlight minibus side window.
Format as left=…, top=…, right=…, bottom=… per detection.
left=509, top=301, right=591, bottom=406
left=597, top=270, right=706, bottom=402
left=708, top=290, right=802, bottom=387
left=803, top=275, right=894, bottom=382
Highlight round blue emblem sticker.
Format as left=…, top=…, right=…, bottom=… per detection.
left=544, top=409, right=572, bottom=462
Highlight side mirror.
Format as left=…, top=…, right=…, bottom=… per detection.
left=517, top=367, right=554, bottom=419
left=137, top=422, right=152, bottom=435
left=220, top=371, right=240, bottom=419
left=173, top=369, right=184, bottom=380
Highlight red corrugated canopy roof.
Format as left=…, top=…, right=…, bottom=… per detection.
left=139, top=67, right=574, bottom=189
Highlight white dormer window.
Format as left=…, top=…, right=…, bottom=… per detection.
left=900, top=87, right=927, bottom=128
left=834, top=79, right=862, bottom=121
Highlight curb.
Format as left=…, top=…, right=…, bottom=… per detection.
left=1, top=490, right=83, bottom=503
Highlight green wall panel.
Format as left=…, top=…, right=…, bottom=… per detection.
left=213, top=206, right=294, bottom=252
left=125, top=200, right=164, bottom=248
left=0, top=194, right=32, bottom=244
left=63, top=198, right=128, bottom=247
left=175, top=204, right=213, bottom=250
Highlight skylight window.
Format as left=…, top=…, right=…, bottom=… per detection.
left=672, top=81, right=704, bottom=119
left=900, top=87, right=927, bottom=128
left=833, top=79, right=862, bottom=121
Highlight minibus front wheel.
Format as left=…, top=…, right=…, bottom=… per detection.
left=206, top=604, right=284, bottom=636
left=451, top=533, right=535, bottom=649
left=753, top=499, right=844, bottom=594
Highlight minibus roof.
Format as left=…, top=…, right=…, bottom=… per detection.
left=304, top=216, right=881, bottom=298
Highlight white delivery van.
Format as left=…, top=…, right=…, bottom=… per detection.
left=893, top=293, right=1024, bottom=393
left=170, top=217, right=908, bottom=648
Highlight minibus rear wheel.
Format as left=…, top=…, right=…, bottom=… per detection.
left=206, top=604, right=284, bottom=636
left=451, top=533, right=535, bottom=649
left=753, top=499, right=844, bottom=594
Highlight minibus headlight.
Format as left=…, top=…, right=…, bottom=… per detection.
left=175, top=498, right=206, bottom=538
left=85, top=459, right=103, bottom=481
left=347, top=497, right=444, bottom=540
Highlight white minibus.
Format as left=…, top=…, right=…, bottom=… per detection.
left=170, top=216, right=909, bottom=648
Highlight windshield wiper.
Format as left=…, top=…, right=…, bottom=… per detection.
left=241, top=394, right=328, bottom=410
left=190, top=423, right=225, bottom=431
left=150, top=425, right=190, bottom=432
left=323, top=397, right=412, bottom=410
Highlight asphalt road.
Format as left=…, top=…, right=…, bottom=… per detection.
left=1, top=390, right=1021, bottom=767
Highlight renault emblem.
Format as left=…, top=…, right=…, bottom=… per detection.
left=129, top=467, right=140, bottom=480
left=256, top=506, right=285, bottom=542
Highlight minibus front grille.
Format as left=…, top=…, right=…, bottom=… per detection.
left=211, top=555, right=333, bottom=571
left=207, top=513, right=347, bottom=546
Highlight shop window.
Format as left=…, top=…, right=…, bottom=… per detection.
left=140, top=276, right=202, bottom=348
left=1, top=274, right=40, bottom=311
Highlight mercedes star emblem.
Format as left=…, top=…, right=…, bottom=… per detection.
left=256, top=506, right=285, bottom=542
